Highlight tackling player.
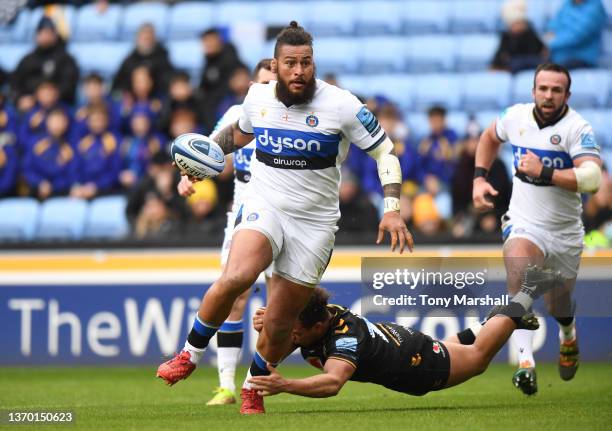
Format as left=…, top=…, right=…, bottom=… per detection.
left=248, top=271, right=559, bottom=400
left=157, top=21, right=414, bottom=414
left=175, top=59, right=276, bottom=405
left=472, top=63, right=602, bottom=394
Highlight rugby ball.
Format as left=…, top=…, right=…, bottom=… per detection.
left=170, top=133, right=226, bottom=179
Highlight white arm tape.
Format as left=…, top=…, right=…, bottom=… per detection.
left=368, top=137, right=402, bottom=186
left=574, top=160, right=601, bottom=193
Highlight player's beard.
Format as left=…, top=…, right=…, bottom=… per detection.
left=276, top=71, right=317, bottom=107
left=534, top=101, right=566, bottom=123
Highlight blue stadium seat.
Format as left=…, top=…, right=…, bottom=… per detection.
left=354, top=1, right=403, bottom=35
left=84, top=195, right=129, bottom=239
left=462, top=71, right=512, bottom=110
left=450, top=0, right=500, bottom=33
left=0, top=8, right=30, bottom=43
left=367, top=74, right=414, bottom=110
left=121, top=2, right=169, bottom=40
left=69, top=42, right=131, bottom=78
left=413, top=74, right=462, bottom=110
left=168, top=2, right=214, bottom=40
left=37, top=197, right=88, bottom=240
left=259, top=1, right=308, bottom=28
left=605, top=0, right=612, bottom=27
left=511, top=69, right=535, bottom=103
left=0, top=43, right=31, bottom=72
left=313, top=38, right=359, bottom=74
left=456, top=34, right=499, bottom=71
left=475, top=110, right=500, bottom=131
left=446, top=111, right=469, bottom=136
left=305, top=1, right=356, bottom=36
left=404, top=111, right=430, bottom=140
left=73, top=4, right=122, bottom=41
left=406, top=35, right=456, bottom=72
left=357, top=37, right=408, bottom=73
left=526, top=0, right=550, bottom=32
left=0, top=198, right=39, bottom=241
left=570, top=69, right=611, bottom=108
left=216, top=2, right=262, bottom=28
left=402, top=1, right=451, bottom=34
left=601, top=31, right=612, bottom=68
left=337, top=74, right=371, bottom=97
left=168, top=40, right=203, bottom=74
left=580, top=109, right=611, bottom=148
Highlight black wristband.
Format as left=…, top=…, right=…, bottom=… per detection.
left=473, top=167, right=488, bottom=180
left=539, top=165, right=554, bottom=182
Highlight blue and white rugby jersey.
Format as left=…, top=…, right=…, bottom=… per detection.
left=238, top=79, right=387, bottom=225
left=211, top=104, right=255, bottom=207
left=496, top=103, right=600, bottom=231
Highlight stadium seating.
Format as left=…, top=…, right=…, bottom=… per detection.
left=260, top=1, right=308, bottom=29
left=406, top=35, right=456, bottom=72
left=84, top=195, right=129, bottom=239
left=366, top=75, right=414, bottom=110
left=0, top=198, right=39, bottom=241
left=580, top=109, right=612, bottom=148
left=511, top=69, right=536, bottom=104
left=402, top=1, right=451, bottom=34
left=450, top=0, right=500, bottom=33
left=121, top=2, right=169, bottom=40
left=0, top=8, right=30, bottom=43
left=358, top=37, right=409, bottom=73
left=73, top=4, right=122, bottom=42
left=68, top=42, right=131, bottom=78
left=475, top=110, right=500, bottom=131
left=167, top=40, right=203, bottom=75
left=167, top=2, right=215, bottom=40
left=412, top=74, right=462, bottom=110
left=305, top=1, right=356, bottom=36
left=354, top=0, right=403, bottom=35
left=313, top=38, right=360, bottom=74
left=36, top=197, right=88, bottom=240
left=462, top=71, right=512, bottom=110
left=216, top=1, right=262, bottom=27
left=0, top=44, right=32, bottom=72
left=456, top=34, right=499, bottom=72
left=570, top=69, right=611, bottom=108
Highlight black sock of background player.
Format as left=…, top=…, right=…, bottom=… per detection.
left=217, top=331, right=243, bottom=349
left=555, top=316, right=574, bottom=326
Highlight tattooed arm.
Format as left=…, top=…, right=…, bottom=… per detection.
left=214, top=121, right=254, bottom=155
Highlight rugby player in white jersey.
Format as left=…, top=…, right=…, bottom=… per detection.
left=471, top=63, right=602, bottom=395
left=175, top=59, right=277, bottom=406
left=157, top=21, right=414, bottom=414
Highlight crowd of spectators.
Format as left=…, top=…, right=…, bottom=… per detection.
left=0, top=0, right=609, bottom=243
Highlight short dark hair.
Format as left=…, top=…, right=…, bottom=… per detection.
left=84, top=72, right=104, bottom=84
left=253, top=58, right=273, bottom=79
left=427, top=105, right=447, bottom=117
left=274, top=21, right=313, bottom=58
left=534, top=62, right=572, bottom=93
left=201, top=28, right=220, bottom=38
left=298, top=287, right=331, bottom=328
left=170, top=70, right=191, bottom=84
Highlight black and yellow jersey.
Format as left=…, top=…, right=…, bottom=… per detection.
left=300, top=304, right=449, bottom=395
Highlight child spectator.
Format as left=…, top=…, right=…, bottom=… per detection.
left=120, top=65, right=162, bottom=133
left=120, top=106, right=167, bottom=189
left=22, top=108, right=77, bottom=200
left=159, top=70, right=200, bottom=136
left=71, top=104, right=121, bottom=199
left=74, top=73, right=121, bottom=138
left=19, top=79, right=70, bottom=152
left=0, top=95, right=19, bottom=196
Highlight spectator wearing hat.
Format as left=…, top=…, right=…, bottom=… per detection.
left=10, top=16, right=79, bottom=111
left=185, top=179, right=225, bottom=236
left=491, top=0, right=547, bottom=73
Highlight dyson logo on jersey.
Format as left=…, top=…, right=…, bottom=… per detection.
left=511, top=144, right=573, bottom=186
left=253, top=127, right=340, bottom=170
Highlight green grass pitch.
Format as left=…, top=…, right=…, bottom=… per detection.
left=1, top=363, right=611, bottom=430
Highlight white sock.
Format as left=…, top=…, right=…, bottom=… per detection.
left=470, top=321, right=484, bottom=337
left=242, top=369, right=254, bottom=390
left=217, top=347, right=241, bottom=392
left=559, top=318, right=576, bottom=342
left=512, top=329, right=535, bottom=368
left=183, top=340, right=205, bottom=365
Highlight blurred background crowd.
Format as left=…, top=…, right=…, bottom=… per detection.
left=0, top=0, right=610, bottom=247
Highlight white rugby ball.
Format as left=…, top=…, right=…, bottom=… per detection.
left=170, top=133, right=225, bottom=179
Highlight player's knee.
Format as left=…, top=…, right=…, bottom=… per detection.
left=262, top=314, right=294, bottom=340
left=217, top=272, right=256, bottom=296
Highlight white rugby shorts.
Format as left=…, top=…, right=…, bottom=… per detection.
left=232, top=194, right=336, bottom=286
left=502, top=212, right=584, bottom=279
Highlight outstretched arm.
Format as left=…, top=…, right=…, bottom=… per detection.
left=248, top=359, right=354, bottom=398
